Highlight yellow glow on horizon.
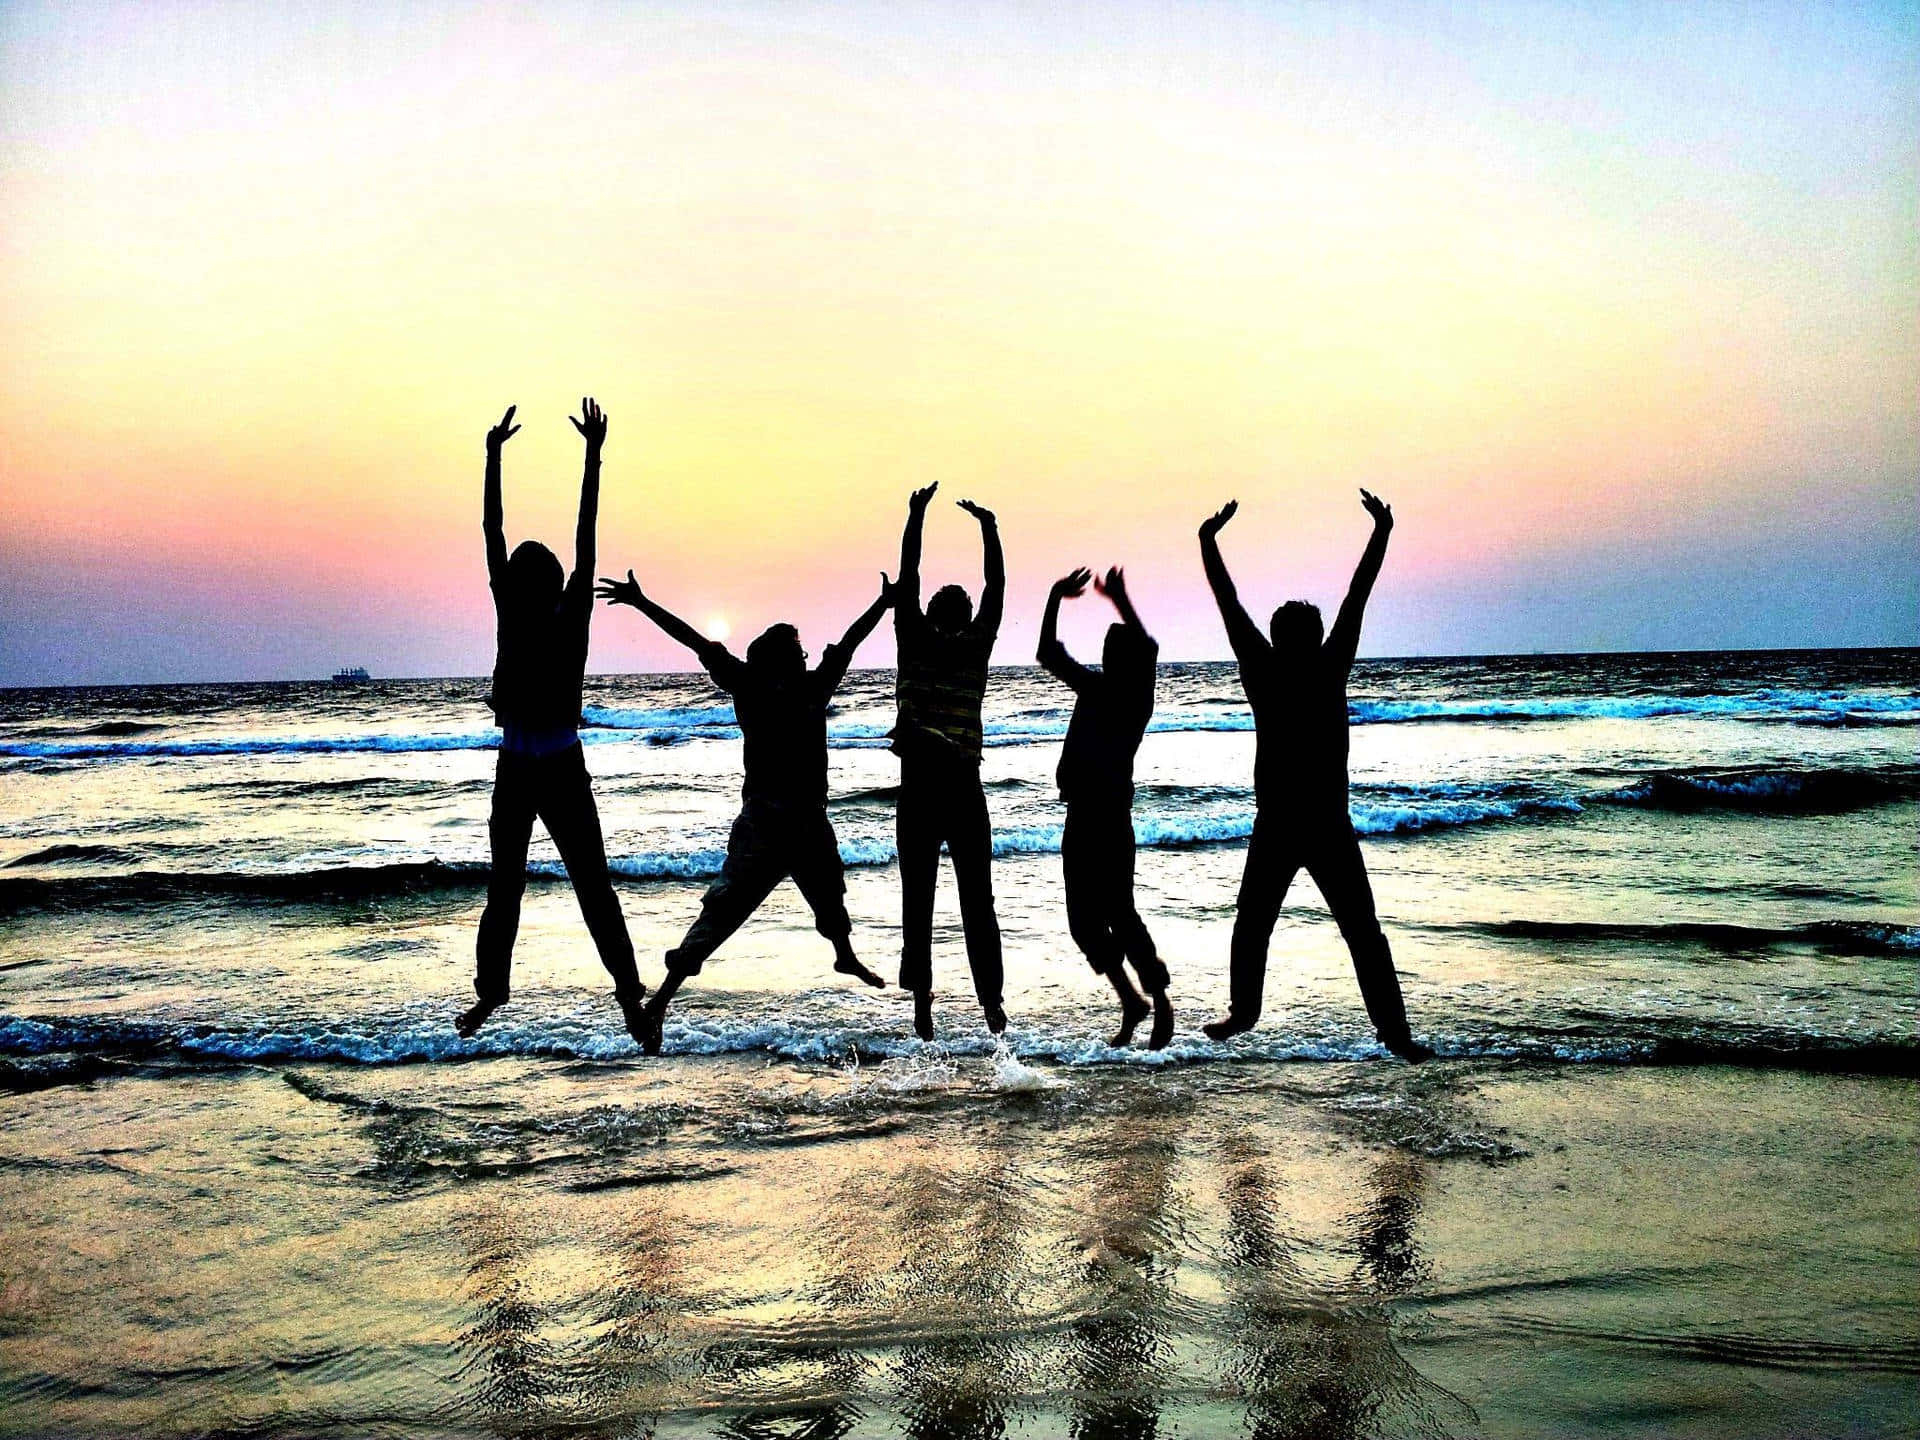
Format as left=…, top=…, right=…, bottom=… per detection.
left=0, top=2, right=1912, bottom=679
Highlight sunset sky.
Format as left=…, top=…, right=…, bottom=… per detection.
left=1, top=1, right=1913, bottom=685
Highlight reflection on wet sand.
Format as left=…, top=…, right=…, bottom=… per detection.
left=1219, top=1134, right=1469, bottom=1439
left=1065, top=1103, right=1180, bottom=1440
left=441, top=1076, right=1471, bottom=1438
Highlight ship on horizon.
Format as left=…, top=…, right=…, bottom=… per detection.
left=330, top=666, right=371, bottom=684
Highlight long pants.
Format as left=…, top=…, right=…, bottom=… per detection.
left=1228, top=811, right=1413, bottom=1043
left=896, top=755, right=1003, bottom=1006
left=667, top=800, right=852, bottom=976
left=1062, top=799, right=1169, bottom=993
left=475, top=744, right=642, bottom=1004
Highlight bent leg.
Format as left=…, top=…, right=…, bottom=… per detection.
left=1306, top=824, right=1418, bottom=1052
left=475, top=751, right=538, bottom=1006
left=1104, top=812, right=1168, bottom=996
left=786, top=808, right=853, bottom=946
left=789, top=809, right=882, bottom=986
left=666, top=806, right=786, bottom=978
left=537, top=747, right=644, bottom=1000
left=1062, top=805, right=1123, bottom=973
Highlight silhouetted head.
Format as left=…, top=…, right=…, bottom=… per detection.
left=504, top=541, right=565, bottom=621
left=1269, top=600, right=1323, bottom=657
left=1102, top=622, right=1154, bottom=679
left=926, top=584, right=974, bottom=634
left=746, top=623, right=807, bottom=681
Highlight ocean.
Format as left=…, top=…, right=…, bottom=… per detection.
left=1, top=649, right=1915, bottom=1437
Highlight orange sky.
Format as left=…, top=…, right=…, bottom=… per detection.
left=1, top=2, right=1913, bottom=683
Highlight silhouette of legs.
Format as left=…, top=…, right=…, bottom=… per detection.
left=466, top=747, right=644, bottom=1040
left=896, top=779, right=942, bottom=1032
left=637, top=804, right=882, bottom=1056
left=1304, top=824, right=1429, bottom=1060
left=945, top=775, right=1005, bottom=1027
left=897, top=758, right=1004, bottom=1038
left=538, top=748, right=644, bottom=999
left=1063, top=801, right=1170, bottom=1048
left=786, top=808, right=884, bottom=988
left=467, top=752, right=539, bottom=1034
left=1207, top=816, right=1298, bottom=1040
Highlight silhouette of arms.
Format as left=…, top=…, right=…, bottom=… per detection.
left=1095, top=566, right=1153, bottom=644
left=959, top=499, right=1004, bottom=636
left=820, top=574, right=897, bottom=691
left=1328, top=489, right=1393, bottom=673
left=594, top=570, right=741, bottom=678
left=482, top=406, right=520, bottom=587
left=895, top=483, right=937, bottom=625
left=567, top=398, right=607, bottom=592
left=1199, top=501, right=1268, bottom=661
left=1037, top=567, right=1096, bottom=692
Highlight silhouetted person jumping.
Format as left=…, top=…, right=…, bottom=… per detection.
left=460, top=400, right=647, bottom=1043
left=1038, top=565, right=1173, bottom=1050
left=891, top=482, right=1007, bottom=1041
left=1197, top=492, right=1431, bottom=1060
left=597, top=569, right=896, bottom=1054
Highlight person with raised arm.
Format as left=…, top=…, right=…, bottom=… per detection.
left=597, top=568, right=896, bottom=1054
left=1038, top=565, right=1172, bottom=1049
left=890, top=482, right=1007, bottom=1041
left=461, top=399, right=648, bottom=1042
left=1196, top=492, right=1431, bottom=1060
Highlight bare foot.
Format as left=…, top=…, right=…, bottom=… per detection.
left=616, top=988, right=649, bottom=1045
left=1202, top=1013, right=1254, bottom=1042
left=834, top=955, right=886, bottom=989
left=1108, top=993, right=1150, bottom=1048
left=637, top=999, right=667, bottom=1057
left=1148, top=991, right=1174, bottom=1051
left=983, top=1003, right=1007, bottom=1036
left=456, top=997, right=503, bottom=1039
left=1382, top=1031, right=1435, bottom=1063
left=912, top=989, right=934, bottom=1041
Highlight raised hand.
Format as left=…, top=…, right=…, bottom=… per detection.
left=569, top=396, right=608, bottom=448
left=908, top=482, right=939, bottom=513
left=957, top=498, right=996, bottom=526
left=594, top=569, right=644, bottom=608
left=878, top=571, right=899, bottom=605
left=1200, top=500, right=1238, bottom=539
left=1052, top=566, right=1093, bottom=599
left=486, top=405, right=521, bottom=450
left=1360, top=488, right=1393, bottom=530
left=1094, top=566, right=1128, bottom=604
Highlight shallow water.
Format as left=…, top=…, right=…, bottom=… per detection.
left=1, top=650, right=1916, bottom=1436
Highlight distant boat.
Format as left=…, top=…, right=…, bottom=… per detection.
left=331, top=666, right=371, bottom=684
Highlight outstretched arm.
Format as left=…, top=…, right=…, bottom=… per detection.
left=1328, top=489, right=1392, bottom=674
left=482, top=406, right=520, bottom=587
left=1095, top=566, right=1152, bottom=642
left=568, top=397, right=607, bottom=588
left=896, top=483, right=936, bottom=621
left=1037, top=568, right=1095, bottom=691
left=595, top=570, right=715, bottom=658
left=819, top=573, right=897, bottom=692
left=838, top=574, right=896, bottom=655
left=1199, top=501, right=1267, bottom=662
left=959, top=499, right=1004, bottom=635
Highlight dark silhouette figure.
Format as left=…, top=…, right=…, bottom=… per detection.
left=1037, top=565, right=1173, bottom=1050
left=1197, top=492, right=1431, bottom=1060
left=890, top=483, right=1007, bottom=1041
left=597, top=569, right=895, bottom=1054
left=461, top=400, right=646, bottom=1042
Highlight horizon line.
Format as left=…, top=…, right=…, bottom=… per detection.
left=3, top=641, right=1916, bottom=694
